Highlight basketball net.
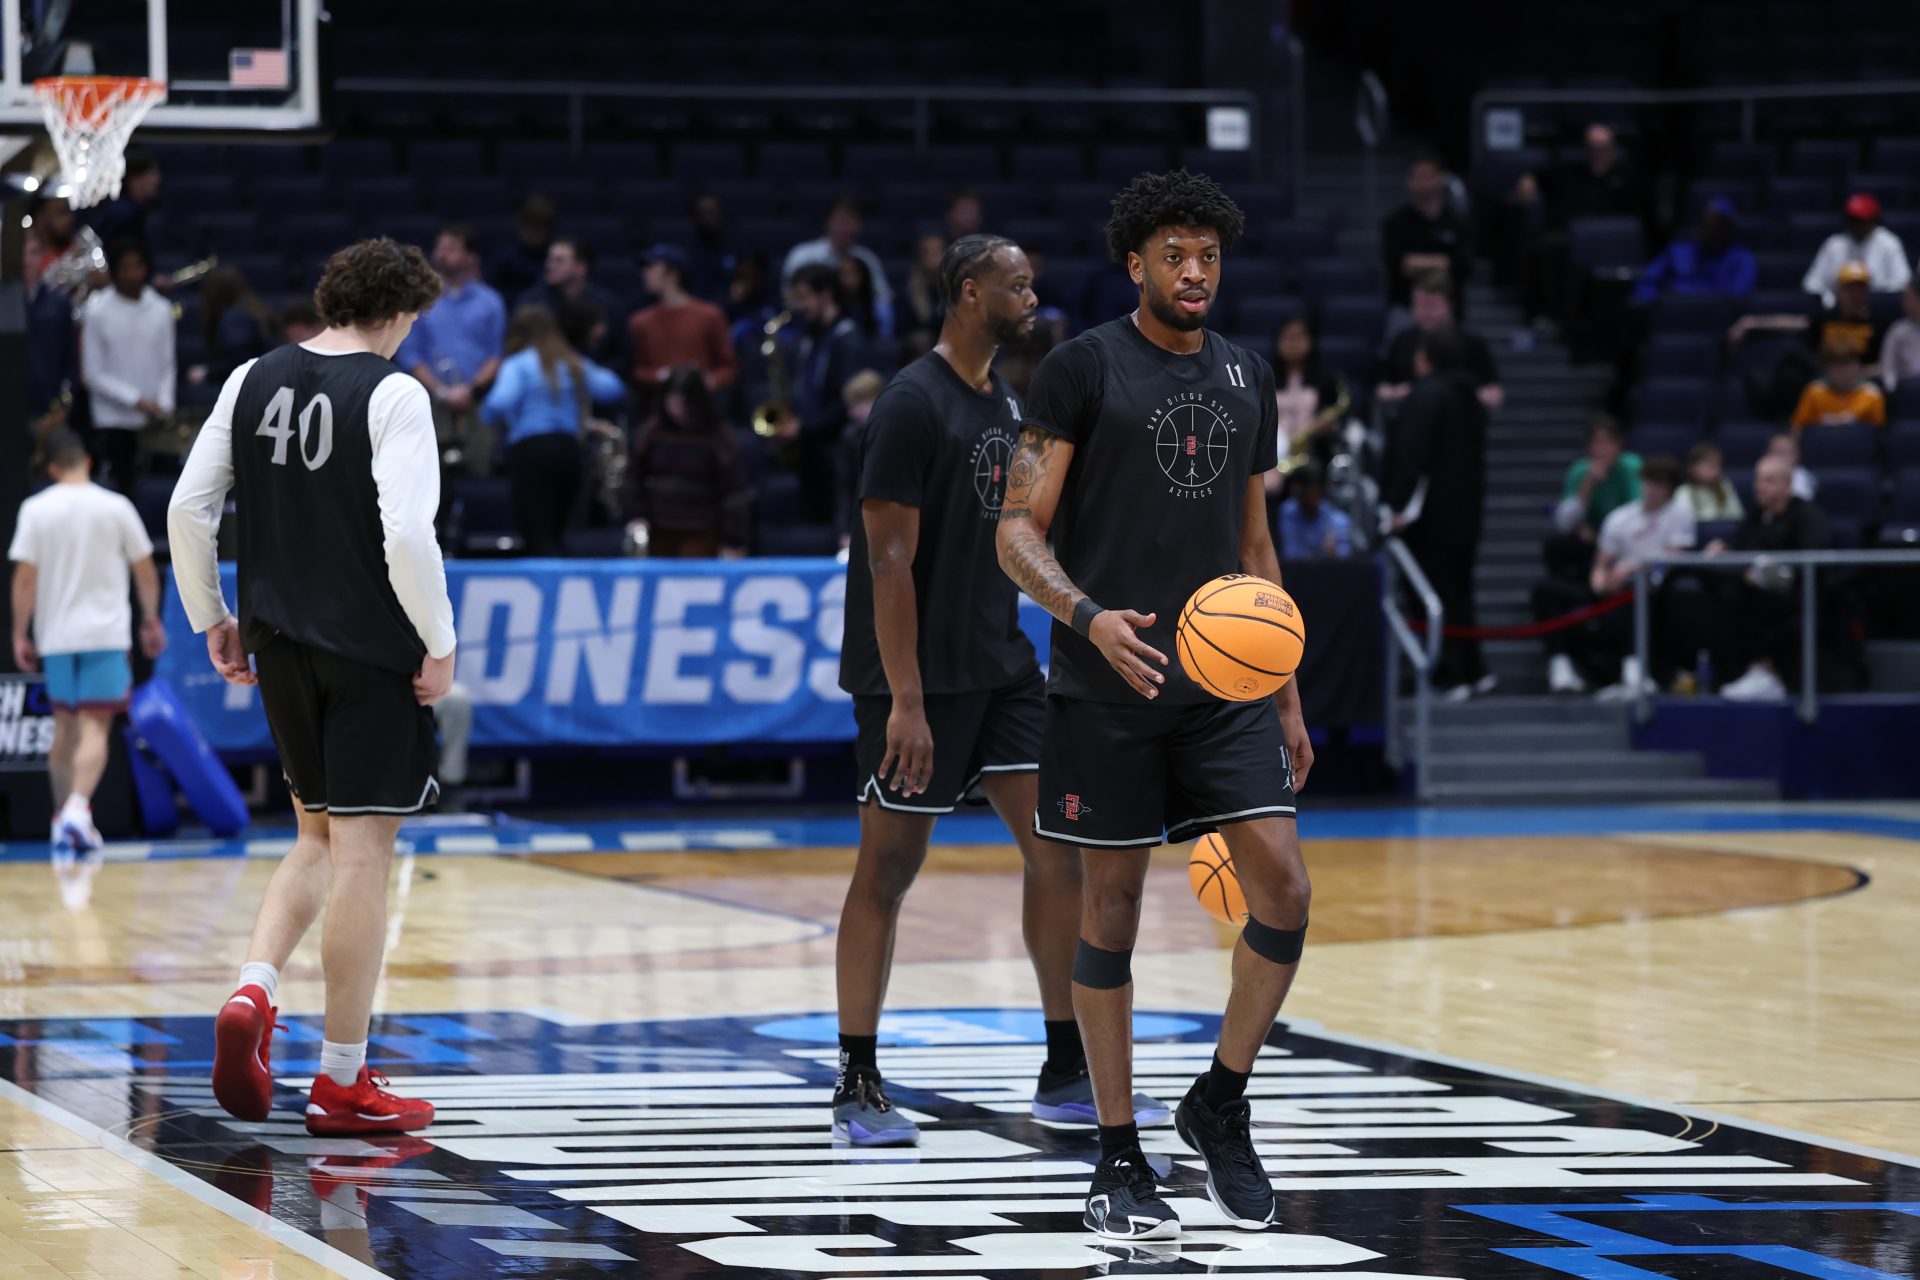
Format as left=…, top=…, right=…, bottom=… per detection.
left=34, top=76, right=166, bottom=209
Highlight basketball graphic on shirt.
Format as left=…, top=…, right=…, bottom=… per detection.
left=971, top=427, right=1016, bottom=514
left=1155, top=402, right=1230, bottom=489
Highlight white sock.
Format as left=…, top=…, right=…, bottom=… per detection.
left=237, top=961, right=279, bottom=1005
left=319, top=1040, right=367, bottom=1088
left=60, top=794, right=90, bottom=821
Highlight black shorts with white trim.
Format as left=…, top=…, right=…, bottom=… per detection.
left=1034, top=694, right=1295, bottom=849
left=255, top=634, right=440, bottom=816
left=852, top=668, right=1044, bottom=815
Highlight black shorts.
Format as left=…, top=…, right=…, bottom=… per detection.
left=1034, top=695, right=1296, bottom=849
left=254, top=635, right=440, bottom=816
left=852, top=669, right=1044, bottom=815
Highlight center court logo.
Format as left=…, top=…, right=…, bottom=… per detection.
left=0, top=1008, right=1901, bottom=1280
left=973, top=424, right=1018, bottom=515
left=1148, top=390, right=1236, bottom=498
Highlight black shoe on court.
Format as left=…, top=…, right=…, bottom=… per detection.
left=1082, top=1147, right=1179, bottom=1241
left=1174, top=1074, right=1276, bottom=1229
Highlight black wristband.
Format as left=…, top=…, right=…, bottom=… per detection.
left=1071, top=597, right=1105, bottom=638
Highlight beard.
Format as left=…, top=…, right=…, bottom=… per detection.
left=988, top=310, right=1038, bottom=346
left=1143, top=279, right=1210, bottom=331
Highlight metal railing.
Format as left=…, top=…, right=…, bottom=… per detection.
left=1631, top=547, right=1920, bottom=724
left=1286, top=34, right=1306, bottom=216
left=1382, top=536, right=1443, bottom=801
left=1471, top=77, right=1920, bottom=174
left=333, top=77, right=1278, bottom=178
left=1356, top=70, right=1391, bottom=235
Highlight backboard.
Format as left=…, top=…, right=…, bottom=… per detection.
left=0, top=0, right=323, bottom=135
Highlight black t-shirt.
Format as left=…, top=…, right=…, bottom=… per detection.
left=1380, top=203, right=1473, bottom=307
left=1808, top=307, right=1889, bottom=364
left=839, top=353, right=1038, bottom=697
left=1024, top=318, right=1281, bottom=704
left=1382, top=326, right=1500, bottom=388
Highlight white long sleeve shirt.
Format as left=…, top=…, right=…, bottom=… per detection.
left=1802, top=227, right=1913, bottom=305
left=81, top=286, right=176, bottom=429
left=167, top=352, right=457, bottom=660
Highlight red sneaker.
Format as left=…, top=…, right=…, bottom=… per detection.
left=304, top=1068, right=434, bottom=1137
left=212, top=985, right=279, bottom=1122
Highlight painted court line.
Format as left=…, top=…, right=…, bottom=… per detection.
left=0, top=1076, right=398, bottom=1280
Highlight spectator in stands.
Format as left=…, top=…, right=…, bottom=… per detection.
left=400, top=224, right=509, bottom=473
left=626, top=366, right=751, bottom=559
left=22, top=227, right=76, bottom=442
left=480, top=304, right=627, bottom=556
left=1378, top=272, right=1504, bottom=410
left=1270, top=318, right=1351, bottom=495
left=837, top=254, right=892, bottom=340
left=279, top=299, right=324, bottom=345
left=1792, top=341, right=1887, bottom=429
left=770, top=263, right=863, bottom=520
left=26, top=194, right=77, bottom=284
left=945, top=188, right=984, bottom=242
left=190, top=267, right=273, bottom=386
left=900, top=232, right=947, bottom=358
left=1547, top=414, right=1641, bottom=581
left=488, top=194, right=555, bottom=302
left=1631, top=199, right=1756, bottom=305
left=1382, top=325, right=1492, bottom=698
left=1678, top=441, right=1743, bottom=522
left=726, top=251, right=775, bottom=325
left=687, top=192, right=738, bottom=304
left=1513, top=123, right=1643, bottom=326
left=1538, top=453, right=1694, bottom=696
left=1764, top=431, right=1818, bottom=501
left=519, top=237, right=630, bottom=370
left=782, top=195, right=895, bottom=318
left=1883, top=281, right=1920, bottom=389
left=1803, top=193, right=1911, bottom=307
left=1694, top=454, right=1831, bottom=701
left=630, top=243, right=737, bottom=399
left=1735, top=261, right=1887, bottom=370
left=1278, top=463, right=1353, bottom=559
left=1381, top=149, right=1472, bottom=311
left=80, top=240, right=173, bottom=494
left=84, top=146, right=160, bottom=254
left=835, top=370, right=889, bottom=552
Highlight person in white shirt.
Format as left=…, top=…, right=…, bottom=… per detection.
left=1881, top=281, right=1920, bottom=390
left=81, top=240, right=175, bottom=493
left=9, top=431, right=166, bottom=905
left=781, top=195, right=894, bottom=313
left=1588, top=455, right=1695, bottom=699
left=1802, top=193, right=1912, bottom=307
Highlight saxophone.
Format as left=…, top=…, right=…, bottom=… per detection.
left=750, top=310, right=795, bottom=439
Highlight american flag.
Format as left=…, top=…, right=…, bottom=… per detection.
left=229, top=48, right=290, bottom=89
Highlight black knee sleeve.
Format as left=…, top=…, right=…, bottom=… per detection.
left=1072, top=939, right=1133, bottom=989
left=1243, top=914, right=1306, bottom=965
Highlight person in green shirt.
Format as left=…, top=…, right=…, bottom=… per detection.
left=1545, top=414, right=1642, bottom=582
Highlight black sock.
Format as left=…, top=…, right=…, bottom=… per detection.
left=1201, top=1053, right=1251, bottom=1110
left=1098, top=1121, right=1140, bottom=1163
left=1042, top=1019, right=1084, bottom=1075
left=836, top=1034, right=878, bottom=1096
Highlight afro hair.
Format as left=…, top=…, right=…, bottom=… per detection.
left=1104, top=170, right=1247, bottom=267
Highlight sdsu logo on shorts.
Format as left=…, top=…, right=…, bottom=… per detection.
left=1058, top=793, right=1092, bottom=821
left=1146, top=390, right=1238, bottom=500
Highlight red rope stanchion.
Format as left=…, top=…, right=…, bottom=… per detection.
left=1406, top=589, right=1636, bottom=641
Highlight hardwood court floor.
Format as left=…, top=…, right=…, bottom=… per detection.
left=0, top=813, right=1915, bottom=1277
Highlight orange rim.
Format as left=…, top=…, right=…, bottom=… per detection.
left=33, top=76, right=166, bottom=130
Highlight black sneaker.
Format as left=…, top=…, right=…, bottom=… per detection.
left=1174, top=1073, right=1276, bottom=1229
left=1082, top=1147, right=1179, bottom=1241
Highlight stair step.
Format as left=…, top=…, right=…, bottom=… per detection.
left=1418, top=721, right=1631, bottom=751
left=1417, top=776, right=1781, bottom=804
left=1425, top=695, right=1635, bottom=723
left=1423, top=751, right=1705, bottom=784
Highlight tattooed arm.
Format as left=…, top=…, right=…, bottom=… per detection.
left=997, top=426, right=1169, bottom=699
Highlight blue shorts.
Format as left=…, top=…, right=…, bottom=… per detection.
left=42, top=650, right=133, bottom=713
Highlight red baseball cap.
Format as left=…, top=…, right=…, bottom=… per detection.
left=1845, top=192, right=1882, bottom=220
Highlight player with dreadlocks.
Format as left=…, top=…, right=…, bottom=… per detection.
left=832, top=234, right=1169, bottom=1146
left=996, top=173, right=1314, bottom=1239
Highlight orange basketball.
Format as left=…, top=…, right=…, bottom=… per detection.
left=1175, top=574, right=1305, bottom=701
left=1188, top=832, right=1248, bottom=925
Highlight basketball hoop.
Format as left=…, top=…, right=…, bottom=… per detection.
left=34, top=76, right=167, bottom=209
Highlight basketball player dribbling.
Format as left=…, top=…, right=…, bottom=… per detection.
left=996, top=171, right=1314, bottom=1240
left=168, top=238, right=455, bottom=1136
left=834, top=235, right=1165, bottom=1144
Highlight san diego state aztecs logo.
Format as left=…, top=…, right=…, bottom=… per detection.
left=1149, top=390, right=1237, bottom=499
